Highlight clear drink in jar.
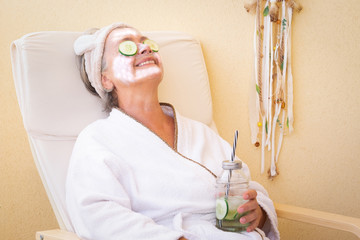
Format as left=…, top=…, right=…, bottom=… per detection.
left=215, top=160, right=249, bottom=232
left=216, top=195, right=249, bottom=232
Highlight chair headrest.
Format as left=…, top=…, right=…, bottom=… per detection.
left=11, top=31, right=214, bottom=139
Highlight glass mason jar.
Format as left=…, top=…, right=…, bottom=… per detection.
left=215, top=160, right=249, bottom=232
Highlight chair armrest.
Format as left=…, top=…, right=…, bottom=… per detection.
left=35, top=204, right=360, bottom=239
left=275, top=203, right=360, bottom=238
left=36, top=229, right=81, bottom=240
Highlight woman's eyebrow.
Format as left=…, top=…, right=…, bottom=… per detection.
left=120, top=35, right=148, bottom=42
left=121, top=36, right=133, bottom=41
left=140, top=36, right=148, bottom=42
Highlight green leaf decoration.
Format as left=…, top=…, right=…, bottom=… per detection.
left=287, top=117, right=289, bottom=128
left=256, top=84, right=260, bottom=94
left=280, top=62, right=284, bottom=71
left=265, top=120, right=268, bottom=134
left=263, top=6, right=269, bottom=16
left=282, top=19, right=287, bottom=31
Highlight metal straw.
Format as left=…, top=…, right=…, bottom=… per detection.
left=225, top=130, right=239, bottom=198
left=231, top=130, right=238, bottom=162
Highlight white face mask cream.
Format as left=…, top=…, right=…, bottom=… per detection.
left=112, top=55, right=136, bottom=84
left=104, top=28, right=163, bottom=86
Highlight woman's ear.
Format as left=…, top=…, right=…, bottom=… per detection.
left=101, top=74, right=114, bottom=92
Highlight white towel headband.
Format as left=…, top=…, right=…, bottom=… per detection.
left=74, top=22, right=131, bottom=99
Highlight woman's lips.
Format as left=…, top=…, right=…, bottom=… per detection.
left=136, top=60, right=156, bottom=67
left=135, top=56, right=157, bottom=67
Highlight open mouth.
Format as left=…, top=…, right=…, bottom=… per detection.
left=136, top=60, right=156, bottom=67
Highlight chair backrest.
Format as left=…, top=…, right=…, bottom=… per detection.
left=11, top=30, right=216, bottom=231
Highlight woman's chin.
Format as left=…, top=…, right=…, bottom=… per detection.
left=135, top=66, right=163, bottom=82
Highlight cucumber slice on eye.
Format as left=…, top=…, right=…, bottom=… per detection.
left=216, top=198, right=228, bottom=220
left=119, top=40, right=138, bottom=56
left=143, top=39, right=159, bottom=52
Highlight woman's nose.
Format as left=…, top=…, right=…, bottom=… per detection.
left=138, top=43, right=152, bottom=55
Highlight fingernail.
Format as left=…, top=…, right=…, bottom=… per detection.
left=238, top=208, right=244, bottom=213
left=244, top=194, right=249, bottom=199
left=240, top=217, right=246, bottom=224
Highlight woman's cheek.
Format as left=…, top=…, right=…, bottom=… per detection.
left=112, top=56, right=135, bottom=84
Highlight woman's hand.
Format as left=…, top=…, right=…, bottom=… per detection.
left=237, top=189, right=267, bottom=232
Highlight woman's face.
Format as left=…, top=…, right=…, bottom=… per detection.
left=101, top=27, right=163, bottom=89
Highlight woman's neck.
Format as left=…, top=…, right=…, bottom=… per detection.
left=117, top=91, right=175, bottom=148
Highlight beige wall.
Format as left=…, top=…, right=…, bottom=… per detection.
left=1, top=0, right=359, bottom=239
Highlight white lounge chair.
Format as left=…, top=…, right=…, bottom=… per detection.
left=10, top=30, right=360, bottom=240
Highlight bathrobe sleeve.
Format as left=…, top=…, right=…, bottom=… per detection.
left=66, top=139, right=184, bottom=240
left=249, top=181, right=280, bottom=240
left=236, top=162, right=279, bottom=239
left=178, top=114, right=280, bottom=240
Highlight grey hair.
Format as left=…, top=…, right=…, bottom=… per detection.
left=76, top=26, right=131, bottom=112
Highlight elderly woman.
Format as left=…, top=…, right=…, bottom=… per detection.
left=66, top=22, right=279, bottom=240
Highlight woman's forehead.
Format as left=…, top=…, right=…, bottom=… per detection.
left=107, top=28, right=145, bottom=44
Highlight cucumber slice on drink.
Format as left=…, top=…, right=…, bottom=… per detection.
left=119, top=40, right=138, bottom=56
left=224, top=209, right=239, bottom=220
left=216, top=198, right=228, bottom=220
left=143, top=39, right=159, bottom=52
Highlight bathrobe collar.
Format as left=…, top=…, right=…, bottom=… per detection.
left=109, top=103, right=217, bottom=178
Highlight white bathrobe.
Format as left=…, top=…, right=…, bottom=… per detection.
left=66, top=104, right=280, bottom=240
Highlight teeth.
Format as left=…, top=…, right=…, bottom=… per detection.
left=138, top=60, right=155, bottom=67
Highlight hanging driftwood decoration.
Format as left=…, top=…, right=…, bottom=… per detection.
left=245, top=0, right=302, bottom=179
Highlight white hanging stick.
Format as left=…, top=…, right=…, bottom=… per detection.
left=266, top=17, right=274, bottom=149
left=271, top=104, right=281, bottom=176
left=250, top=5, right=260, bottom=144
left=276, top=109, right=286, bottom=162
left=287, top=6, right=294, bottom=133
left=257, top=0, right=264, bottom=117
left=261, top=117, right=266, bottom=174
left=262, top=1, right=270, bottom=126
